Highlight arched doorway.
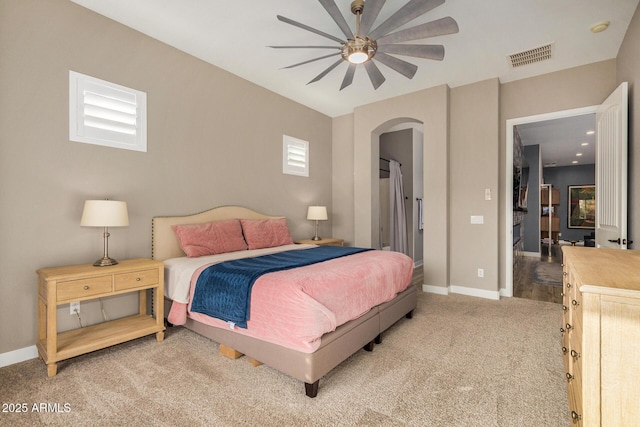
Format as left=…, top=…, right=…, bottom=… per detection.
left=377, top=122, right=424, bottom=266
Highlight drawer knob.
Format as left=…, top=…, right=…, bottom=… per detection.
left=562, top=305, right=568, bottom=311
left=566, top=373, right=574, bottom=382
left=572, top=299, right=580, bottom=306
left=560, top=327, right=565, bottom=333
left=562, top=346, right=568, bottom=354
left=136, top=277, right=141, bottom=281
left=566, top=323, right=572, bottom=330
left=566, top=282, right=572, bottom=289
left=571, top=411, right=582, bottom=422
left=83, top=285, right=89, bottom=290
left=570, top=349, right=581, bottom=359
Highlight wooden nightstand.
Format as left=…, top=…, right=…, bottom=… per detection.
left=295, top=238, right=344, bottom=246
left=36, top=258, right=165, bottom=377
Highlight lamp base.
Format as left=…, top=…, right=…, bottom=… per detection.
left=93, top=257, right=118, bottom=267
left=311, top=235, right=322, bottom=241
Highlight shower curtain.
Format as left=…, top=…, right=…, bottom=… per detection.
left=389, top=160, right=408, bottom=255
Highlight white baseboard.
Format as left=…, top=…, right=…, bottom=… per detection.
left=423, top=284, right=501, bottom=300
left=450, top=285, right=500, bottom=300
left=500, top=287, right=513, bottom=298
left=422, top=284, right=449, bottom=295
left=0, top=345, right=38, bottom=368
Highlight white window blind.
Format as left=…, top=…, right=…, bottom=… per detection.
left=282, top=135, right=309, bottom=177
left=69, top=71, right=147, bottom=152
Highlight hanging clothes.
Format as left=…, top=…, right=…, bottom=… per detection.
left=389, top=160, right=408, bottom=255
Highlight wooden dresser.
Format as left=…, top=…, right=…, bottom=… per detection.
left=561, top=246, right=640, bottom=426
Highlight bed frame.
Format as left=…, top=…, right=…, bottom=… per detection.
left=152, top=206, right=417, bottom=397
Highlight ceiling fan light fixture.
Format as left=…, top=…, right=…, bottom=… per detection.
left=341, top=36, right=377, bottom=64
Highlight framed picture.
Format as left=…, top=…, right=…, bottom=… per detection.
left=568, top=185, right=596, bottom=229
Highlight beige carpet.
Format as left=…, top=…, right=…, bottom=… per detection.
left=0, top=292, right=567, bottom=426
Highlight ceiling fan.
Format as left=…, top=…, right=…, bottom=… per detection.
left=270, top=0, right=459, bottom=90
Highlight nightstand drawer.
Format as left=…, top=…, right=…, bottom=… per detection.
left=57, top=276, right=112, bottom=302
left=115, top=269, right=159, bottom=291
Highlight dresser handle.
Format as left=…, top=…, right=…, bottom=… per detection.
left=572, top=299, right=580, bottom=306
left=566, top=323, right=572, bottom=330
left=566, top=282, right=572, bottom=289
left=562, top=346, right=568, bottom=354
left=136, top=277, right=141, bottom=281
left=566, top=373, right=573, bottom=382
left=570, top=349, right=581, bottom=359
left=562, top=305, right=568, bottom=311
left=571, top=411, right=582, bottom=422
left=560, top=327, right=565, bottom=333
left=83, top=285, right=89, bottom=290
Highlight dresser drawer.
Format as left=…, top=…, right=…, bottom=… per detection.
left=115, top=268, right=159, bottom=291
left=57, top=276, right=113, bottom=302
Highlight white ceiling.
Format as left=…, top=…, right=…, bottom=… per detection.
left=517, top=113, right=596, bottom=168
left=69, top=0, right=639, bottom=118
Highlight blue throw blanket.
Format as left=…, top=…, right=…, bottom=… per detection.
left=191, top=246, right=372, bottom=328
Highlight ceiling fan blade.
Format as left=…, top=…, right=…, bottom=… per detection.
left=318, top=0, right=354, bottom=39
left=364, top=61, right=386, bottom=89
left=373, top=53, right=418, bottom=79
left=359, top=0, right=386, bottom=36
left=369, top=0, right=445, bottom=40
left=283, top=52, right=341, bottom=69
left=376, top=17, right=459, bottom=45
left=277, top=15, right=344, bottom=44
left=340, top=63, right=357, bottom=90
left=378, top=44, right=445, bottom=60
left=308, top=59, right=343, bottom=84
left=269, top=46, right=340, bottom=50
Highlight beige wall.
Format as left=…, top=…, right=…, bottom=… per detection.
left=450, top=79, right=500, bottom=294
left=334, top=62, right=619, bottom=297
left=0, top=0, right=332, bottom=354
left=498, top=60, right=618, bottom=291
left=617, top=4, right=640, bottom=245
left=331, top=114, right=355, bottom=245
left=349, top=85, right=450, bottom=288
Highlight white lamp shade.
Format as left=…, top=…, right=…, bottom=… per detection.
left=81, top=200, right=129, bottom=227
left=307, top=206, right=328, bottom=221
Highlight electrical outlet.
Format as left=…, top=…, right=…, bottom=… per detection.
left=477, top=268, right=484, bottom=278
left=70, top=301, right=80, bottom=315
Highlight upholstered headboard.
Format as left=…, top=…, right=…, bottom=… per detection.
left=151, top=206, right=282, bottom=261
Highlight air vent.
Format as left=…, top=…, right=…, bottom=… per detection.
left=508, top=43, right=553, bottom=68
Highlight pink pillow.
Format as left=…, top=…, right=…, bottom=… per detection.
left=172, top=219, right=248, bottom=257
left=240, top=218, right=293, bottom=250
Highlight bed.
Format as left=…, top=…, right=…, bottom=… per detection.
left=151, top=206, right=417, bottom=397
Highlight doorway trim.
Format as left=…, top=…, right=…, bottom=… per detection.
left=503, top=105, right=597, bottom=297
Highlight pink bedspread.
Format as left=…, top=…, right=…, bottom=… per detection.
left=168, top=248, right=413, bottom=353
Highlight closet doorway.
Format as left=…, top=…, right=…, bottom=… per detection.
left=378, top=123, right=424, bottom=266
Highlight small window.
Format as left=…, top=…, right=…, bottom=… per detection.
left=69, top=71, right=147, bottom=152
left=282, top=135, right=309, bottom=177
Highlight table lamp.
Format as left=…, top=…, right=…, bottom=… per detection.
left=307, top=206, right=328, bottom=241
left=81, top=199, right=129, bottom=266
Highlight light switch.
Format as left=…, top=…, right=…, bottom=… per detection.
left=485, top=188, right=492, bottom=201
left=470, top=215, right=484, bottom=224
